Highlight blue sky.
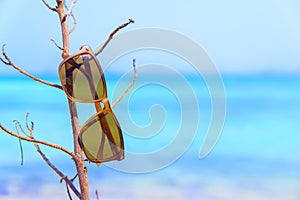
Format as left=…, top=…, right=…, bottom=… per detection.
left=0, top=0, right=300, bottom=75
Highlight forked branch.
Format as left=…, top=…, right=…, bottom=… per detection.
left=1, top=0, right=136, bottom=199
left=54, top=1, right=89, bottom=199
left=68, top=11, right=77, bottom=34
left=64, top=0, right=77, bottom=34
left=66, top=0, right=77, bottom=17
left=35, top=141, right=80, bottom=198
left=0, top=45, right=63, bottom=90
left=25, top=113, right=80, bottom=198
left=0, top=114, right=80, bottom=198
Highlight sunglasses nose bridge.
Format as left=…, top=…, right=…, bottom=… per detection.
left=101, top=98, right=112, bottom=110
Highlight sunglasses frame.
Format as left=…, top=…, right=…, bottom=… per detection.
left=78, top=104, right=124, bottom=163
left=58, top=45, right=124, bottom=163
left=58, top=46, right=107, bottom=103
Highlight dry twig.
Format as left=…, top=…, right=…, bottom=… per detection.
left=96, top=189, right=100, bottom=200
left=51, top=38, right=65, bottom=51
left=35, top=143, right=80, bottom=198
left=1, top=0, right=137, bottom=199
left=68, top=11, right=77, bottom=34
left=64, top=0, right=77, bottom=34
left=7, top=113, right=81, bottom=198
left=112, top=59, right=137, bottom=108
left=0, top=45, right=63, bottom=90
left=64, top=179, right=74, bottom=200
left=42, top=0, right=57, bottom=12
left=14, top=123, right=24, bottom=165
left=66, top=0, right=77, bottom=16
left=95, top=19, right=135, bottom=56
left=0, top=124, right=73, bottom=157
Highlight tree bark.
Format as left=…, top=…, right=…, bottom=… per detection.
left=56, top=1, right=90, bottom=199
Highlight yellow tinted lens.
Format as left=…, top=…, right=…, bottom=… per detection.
left=79, top=111, right=124, bottom=162
left=59, top=53, right=105, bottom=101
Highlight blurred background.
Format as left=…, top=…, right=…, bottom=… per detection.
left=0, top=0, right=300, bottom=199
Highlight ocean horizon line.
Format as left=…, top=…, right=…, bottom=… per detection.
left=0, top=70, right=299, bottom=81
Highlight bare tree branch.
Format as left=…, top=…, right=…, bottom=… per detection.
left=42, top=0, right=57, bottom=12
left=1, top=113, right=81, bottom=198
left=0, top=124, right=74, bottom=157
left=112, top=59, right=137, bottom=108
left=36, top=143, right=81, bottom=198
left=95, top=189, right=100, bottom=200
left=14, top=123, right=24, bottom=165
left=64, top=1, right=77, bottom=34
left=25, top=113, right=80, bottom=199
left=25, top=112, right=34, bottom=133
left=66, top=0, right=77, bottom=17
left=36, top=142, right=81, bottom=198
left=14, top=120, right=30, bottom=137
left=1, top=45, right=63, bottom=90
left=1, top=0, right=136, bottom=199
left=68, top=11, right=77, bottom=34
left=95, top=19, right=135, bottom=56
left=51, top=39, right=65, bottom=51
left=64, top=179, right=74, bottom=200
left=55, top=2, right=90, bottom=199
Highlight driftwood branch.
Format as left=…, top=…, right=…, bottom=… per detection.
left=0, top=45, right=63, bottom=90
left=95, top=19, right=135, bottom=56
left=112, top=59, right=137, bottom=108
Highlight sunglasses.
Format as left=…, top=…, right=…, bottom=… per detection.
left=58, top=45, right=124, bottom=164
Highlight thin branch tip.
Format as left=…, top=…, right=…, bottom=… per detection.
left=96, top=189, right=100, bottom=200
left=0, top=57, right=8, bottom=65
left=42, top=0, right=57, bottom=12
left=0, top=124, right=74, bottom=157
left=112, top=58, right=137, bottom=108
left=1, top=44, right=12, bottom=65
left=0, top=45, right=63, bottom=90
left=64, top=1, right=77, bottom=34
left=51, top=39, right=64, bottom=51
left=95, top=19, right=135, bottom=56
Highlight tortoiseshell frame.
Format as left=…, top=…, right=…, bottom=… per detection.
left=58, top=46, right=124, bottom=163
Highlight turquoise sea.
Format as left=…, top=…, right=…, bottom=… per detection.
left=0, top=74, right=299, bottom=199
